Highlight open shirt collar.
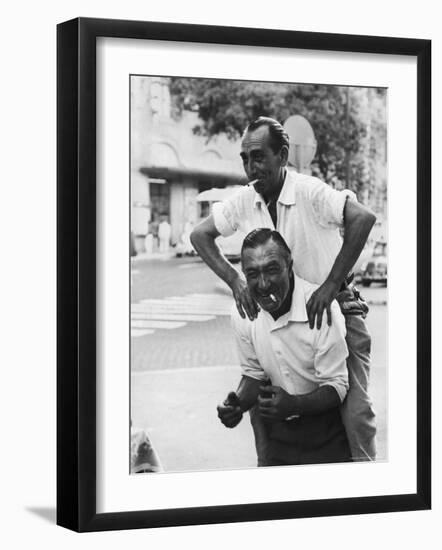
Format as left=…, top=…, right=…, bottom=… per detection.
left=252, top=169, right=297, bottom=209
left=262, top=274, right=309, bottom=331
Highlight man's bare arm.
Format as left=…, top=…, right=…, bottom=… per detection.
left=191, top=215, right=258, bottom=320
left=328, top=200, right=377, bottom=289
left=307, top=200, right=376, bottom=329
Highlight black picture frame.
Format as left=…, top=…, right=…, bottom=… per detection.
left=57, top=17, right=431, bottom=532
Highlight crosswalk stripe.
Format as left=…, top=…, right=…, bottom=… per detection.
left=131, top=329, right=154, bottom=337
left=186, top=293, right=232, bottom=300
left=131, top=364, right=239, bottom=375
left=135, top=304, right=231, bottom=311
left=136, top=300, right=231, bottom=307
left=132, top=306, right=230, bottom=316
left=131, top=292, right=234, bottom=337
left=141, top=294, right=233, bottom=303
left=131, top=313, right=215, bottom=322
left=131, top=319, right=186, bottom=330
left=139, top=298, right=232, bottom=306
left=189, top=293, right=225, bottom=297
left=131, top=320, right=186, bottom=329
left=165, top=295, right=231, bottom=301
left=177, top=263, right=199, bottom=269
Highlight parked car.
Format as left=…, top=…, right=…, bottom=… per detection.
left=360, top=240, right=387, bottom=286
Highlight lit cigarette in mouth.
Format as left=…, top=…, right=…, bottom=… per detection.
left=269, top=294, right=277, bottom=302
left=248, top=179, right=258, bottom=186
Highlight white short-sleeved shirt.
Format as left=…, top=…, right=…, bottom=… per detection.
left=231, top=276, right=349, bottom=402
left=212, top=169, right=356, bottom=285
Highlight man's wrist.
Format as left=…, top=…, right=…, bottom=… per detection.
left=237, top=394, right=253, bottom=413
left=226, top=268, right=241, bottom=288
left=324, top=276, right=342, bottom=291
left=236, top=391, right=258, bottom=413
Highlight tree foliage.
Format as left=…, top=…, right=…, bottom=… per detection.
left=169, top=77, right=386, bottom=203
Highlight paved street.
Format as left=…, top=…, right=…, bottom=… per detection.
left=131, top=254, right=388, bottom=472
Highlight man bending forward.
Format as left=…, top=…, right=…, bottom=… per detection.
left=217, top=229, right=351, bottom=466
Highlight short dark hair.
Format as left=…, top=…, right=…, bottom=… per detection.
left=241, top=228, right=292, bottom=264
left=244, top=117, right=290, bottom=154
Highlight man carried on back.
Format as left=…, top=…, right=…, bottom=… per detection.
left=192, top=116, right=377, bottom=462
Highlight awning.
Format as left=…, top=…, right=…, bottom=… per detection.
left=196, top=187, right=242, bottom=202
left=139, top=165, right=246, bottom=186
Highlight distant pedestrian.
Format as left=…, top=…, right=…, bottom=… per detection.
left=158, top=216, right=171, bottom=254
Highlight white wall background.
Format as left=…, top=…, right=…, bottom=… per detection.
left=0, top=1, right=439, bottom=548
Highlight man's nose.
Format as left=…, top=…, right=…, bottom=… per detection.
left=257, top=273, right=270, bottom=291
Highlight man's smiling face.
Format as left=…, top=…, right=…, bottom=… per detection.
left=242, top=238, right=292, bottom=314
left=240, top=125, right=287, bottom=200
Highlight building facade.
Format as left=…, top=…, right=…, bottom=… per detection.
left=131, top=77, right=387, bottom=253
left=131, top=76, right=245, bottom=252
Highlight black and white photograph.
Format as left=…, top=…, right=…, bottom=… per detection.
left=0, top=0, right=437, bottom=544
left=129, top=75, right=388, bottom=474
left=54, top=16, right=430, bottom=533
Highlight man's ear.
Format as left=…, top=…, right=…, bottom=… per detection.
left=279, top=145, right=289, bottom=166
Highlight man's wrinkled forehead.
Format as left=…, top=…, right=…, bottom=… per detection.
left=241, top=126, right=271, bottom=152
left=241, top=240, right=288, bottom=268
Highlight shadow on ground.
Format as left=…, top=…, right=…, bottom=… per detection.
left=26, top=507, right=56, bottom=524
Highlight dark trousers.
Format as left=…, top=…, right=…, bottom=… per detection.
left=336, top=286, right=377, bottom=461
left=251, top=407, right=351, bottom=466
left=250, top=286, right=376, bottom=464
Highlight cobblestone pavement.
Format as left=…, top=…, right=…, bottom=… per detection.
left=132, top=315, right=236, bottom=371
